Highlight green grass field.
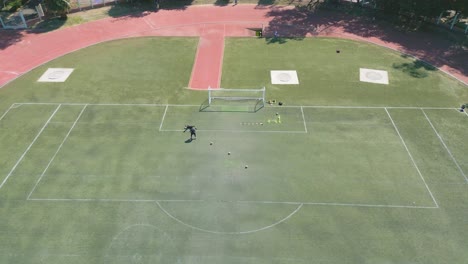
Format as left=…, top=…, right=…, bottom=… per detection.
left=0, top=37, right=467, bottom=263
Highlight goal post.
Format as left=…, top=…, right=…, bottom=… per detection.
left=205, top=87, right=266, bottom=112
left=208, top=87, right=265, bottom=105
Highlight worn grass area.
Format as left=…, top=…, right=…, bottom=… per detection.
left=0, top=37, right=467, bottom=264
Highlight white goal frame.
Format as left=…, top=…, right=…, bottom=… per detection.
left=208, top=87, right=266, bottom=105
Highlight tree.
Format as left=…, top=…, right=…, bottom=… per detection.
left=44, top=0, right=70, bottom=18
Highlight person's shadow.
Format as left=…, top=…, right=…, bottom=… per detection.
left=185, top=138, right=193, bottom=143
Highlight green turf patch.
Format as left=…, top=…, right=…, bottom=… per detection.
left=222, top=38, right=468, bottom=107
left=0, top=37, right=467, bottom=264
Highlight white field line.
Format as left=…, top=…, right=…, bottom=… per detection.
left=49, top=121, right=156, bottom=125
left=28, top=197, right=436, bottom=208
left=464, top=110, right=468, bottom=117
left=159, top=105, right=168, bottom=131
left=300, top=106, right=455, bottom=110
left=0, top=105, right=62, bottom=190
left=384, top=108, right=439, bottom=208
left=27, top=105, right=88, bottom=199
left=160, top=129, right=307, bottom=133
left=0, top=104, right=15, bottom=122
left=300, top=106, right=308, bottom=133
left=29, top=198, right=202, bottom=202
left=156, top=201, right=303, bottom=235
left=421, top=109, right=468, bottom=183
left=238, top=200, right=437, bottom=209
left=15, top=102, right=458, bottom=110
left=104, top=224, right=175, bottom=259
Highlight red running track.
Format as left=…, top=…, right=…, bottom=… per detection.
left=0, top=4, right=466, bottom=89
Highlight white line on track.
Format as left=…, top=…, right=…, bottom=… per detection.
left=421, top=109, right=468, bottom=183
left=27, top=105, right=88, bottom=199
left=0, top=105, right=61, bottom=190
left=384, top=108, right=439, bottom=208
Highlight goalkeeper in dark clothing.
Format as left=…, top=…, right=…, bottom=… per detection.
left=184, top=125, right=197, bottom=140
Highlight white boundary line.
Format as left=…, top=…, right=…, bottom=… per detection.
left=300, top=106, right=308, bottom=133
left=0, top=104, right=61, bottom=190
left=0, top=103, right=15, bottom=122
left=464, top=110, right=468, bottom=117
left=421, top=109, right=468, bottom=183
left=384, top=108, right=439, bottom=208
left=27, top=104, right=88, bottom=199
left=13, top=102, right=461, bottom=110
left=156, top=201, right=303, bottom=235
left=159, top=105, right=168, bottom=131
left=160, top=129, right=307, bottom=134
left=12, top=104, right=451, bottom=208
left=27, top=197, right=437, bottom=209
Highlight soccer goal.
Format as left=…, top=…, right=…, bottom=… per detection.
left=205, top=87, right=266, bottom=112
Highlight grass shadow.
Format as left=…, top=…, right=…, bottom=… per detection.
left=392, top=58, right=437, bottom=78
left=265, top=37, right=287, bottom=44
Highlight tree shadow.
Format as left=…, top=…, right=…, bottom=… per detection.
left=257, top=0, right=275, bottom=5
left=393, top=58, right=437, bottom=78
left=28, top=16, right=67, bottom=32
left=265, top=37, right=288, bottom=44
left=107, top=2, right=154, bottom=19
left=158, top=0, right=194, bottom=10
left=263, top=5, right=468, bottom=78
left=214, top=0, right=230, bottom=6
left=0, top=29, right=24, bottom=50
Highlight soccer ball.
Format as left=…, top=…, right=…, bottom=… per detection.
left=210, top=142, right=213, bottom=145
left=228, top=152, right=231, bottom=155
left=245, top=165, right=248, bottom=169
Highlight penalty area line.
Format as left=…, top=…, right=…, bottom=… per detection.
left=300, top=106, right=308, bottom=133
left=0, top=105, right=62, bottom=190
left=28, top=197, right=437, bottom=209
left=422, top=109, right=468, bottom=183
left=159, top=105, right=168, bottom=131
left=160, top=129, right=307, bottom=134
left=385, top=108, right=439, bottom=208
left=27, top=105, right=88, bottom=200
left=0, top=103, right=16, bottom=122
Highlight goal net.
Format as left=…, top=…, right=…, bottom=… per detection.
left=206, top=87, right=266, bottom=112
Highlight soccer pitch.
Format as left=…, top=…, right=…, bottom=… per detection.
left=0, top=37, right=467, bottom=263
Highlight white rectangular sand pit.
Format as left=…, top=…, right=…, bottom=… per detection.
left=360, top=68, right=389, bottom=85
left=271, top=70, right=299, bottom=85
left=38, top=68, right=74, bottom=82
